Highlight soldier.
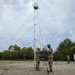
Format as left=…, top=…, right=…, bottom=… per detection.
left=35, top=46, right=41, bottom=71
left=67, top=55, right=70, bottom=64
left=47, top=44, right=53, bottom=72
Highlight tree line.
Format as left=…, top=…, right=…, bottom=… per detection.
left=0, top=45, right=34, bottom=60
left=0, top=38, right=75, bottom=61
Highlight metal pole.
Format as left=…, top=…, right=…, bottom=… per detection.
left=34, top=9, right=36, bottom=65
left=33, top=2, right=39, bottom=66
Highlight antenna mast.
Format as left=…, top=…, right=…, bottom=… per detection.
left=33, top=2, right=39, bottom=65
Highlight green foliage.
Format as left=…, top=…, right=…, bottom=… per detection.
left=0, top=52, right=2, bottom=59
left=53, top=51, right=60, bottom=61
left=2, top=50, right=10, bottom=59
left=54, top=38, right=75, bottom=61
left=1, top=45, right=34, bottom=60
left=21, top=47, right=34, bottom=59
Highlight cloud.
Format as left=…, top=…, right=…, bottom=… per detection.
left=0, top=26, right=3, bottom=34
left=0, top=0, right=75, bottom=51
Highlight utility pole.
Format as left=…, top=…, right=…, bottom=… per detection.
left=33, top=2, right=39, bottom=65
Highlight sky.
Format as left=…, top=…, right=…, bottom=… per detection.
left=0, top=0, right=75, bottom=52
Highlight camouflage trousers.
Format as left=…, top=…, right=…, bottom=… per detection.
left=36, top=58, right=40, bottom=70
left=48, top=58, right=53, bottom=71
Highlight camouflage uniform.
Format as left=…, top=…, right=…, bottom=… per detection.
left=48, top=47, right=53, bottom=72
left=36, top=49, right=40, bottom=71
left=67, top=55, right=70, bottom=64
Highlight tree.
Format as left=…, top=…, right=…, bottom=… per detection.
left=8, top=45, right=14, bottom=51
left=56, top=38, right=75, bottom=61
left=24, top=47, right=34, bottom=59
left=2, top=50, right=10, bottom=60
left=0, top=52, right=2, bottom=59
left=53, top=51, right=60, bottom=61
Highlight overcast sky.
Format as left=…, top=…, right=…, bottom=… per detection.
left=0, top=0, right=75, bottom=52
